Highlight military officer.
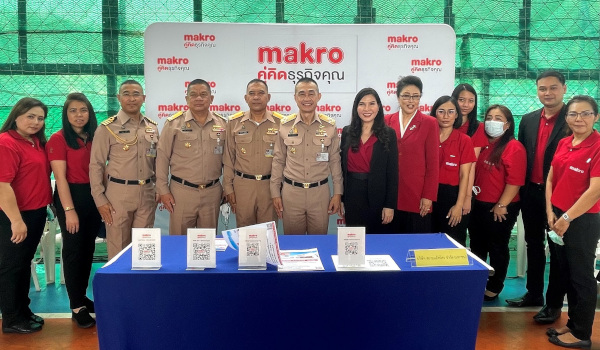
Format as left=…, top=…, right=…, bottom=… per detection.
left=270, top=77, right=343, bottom=234
left=223, top=79, right=282, bottom=227
left=156, top=79, right=227, bottom=235
left=90, top=80, right=159, bottom=259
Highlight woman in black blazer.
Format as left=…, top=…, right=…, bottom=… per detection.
left=341, top=88, right=398, bottom=233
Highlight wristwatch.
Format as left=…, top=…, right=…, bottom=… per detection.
left=496, top=203, right=506, bottom=208
left=562, top=213, right=572, bottom=223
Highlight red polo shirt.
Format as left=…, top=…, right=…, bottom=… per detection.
left=439, top=130, right=477, bottom=186
left=0, top=130, right=52, bottom=211
left=47, top=130, right=93, bottom=184
left=530, top=109, right=559, bottom=184
left=347, top=134, right=377, bottom=173
left=550, top=131, right=600, bottom=213
left=458, top=120, right=470, bottom=135
left=470, top=123, right=488, bottom=148
left=474, top=138, right=526, bottom=203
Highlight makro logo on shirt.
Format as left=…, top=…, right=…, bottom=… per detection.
left=387, top=35, right=419, bottom=50
left=157, top=56, right=190, bottom=72
left=569, top=166, right=585, bottom=174
left=411, top=58, right=443, bottom=73
left=183, top=33, right=217, bottom=48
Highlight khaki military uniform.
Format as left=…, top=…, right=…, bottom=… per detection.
left=223, top=111, right=282, bottom=227
left=90, top=110, right=159, bottom=259
left=270, top=113, right=343, bottom=234
left=156, top=110, right=227, bottom=235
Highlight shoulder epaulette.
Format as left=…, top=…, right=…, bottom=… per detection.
left=319, top=114, right=336, bottom=126
left=167, top=111, right=183, bottom=122
left=281, top=114, right=296, bottom=124
left=101, top=116, right=116, bottom=126
left=272, top=112, right=284, bottom=120
left=213, top=112, right=228, bottom=121
left=145, top=117, right=158, bottom=125
left=229, top=111, right=244, bottom=121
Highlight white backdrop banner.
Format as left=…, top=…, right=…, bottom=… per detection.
left=144, top=22, right=456, bottom=234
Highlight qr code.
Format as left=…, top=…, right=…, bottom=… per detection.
left=368, top=259, right=389, bottom=267
left=193, top=243, right=211, bottom=261
left=138, top=243, right=156, bottom=261
left=344, top=242, right=358, bottom=255
left=246, top=242, right=260, bottom=256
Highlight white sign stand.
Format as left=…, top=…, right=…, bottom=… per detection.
left=132, top=228, right=162, bottom=270
left=337, top=227, right=366, bottom=267
left=187, top=228, right=216, bottom=270
left=238, top=227, right=267, bottom=270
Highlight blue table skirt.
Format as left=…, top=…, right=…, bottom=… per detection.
left=93, top=234, right=489, bottom=350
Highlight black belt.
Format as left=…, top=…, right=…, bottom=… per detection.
left=530, top=182, right=545, bottom=190
left=171, top=175, right=218, bottom=189
left=108, top=175, right=151, bottom=186
left=235, top=170, right=271, bottom=181
left=284, top=176, right=328, bottom=189
left=348, top=172, right=369, bottom=180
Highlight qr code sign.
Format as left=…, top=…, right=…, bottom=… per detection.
left=246, top=242, right=260, bottom=257
left=138, top=243, right=156, bottom=261
left=344, top=242, right=358, bottom=255
left=193, top=243, right=211, bottom=261
left=368, top=259, right=389, bottom=267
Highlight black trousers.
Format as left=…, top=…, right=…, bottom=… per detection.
left=469, top=200, right=520, bottom=294
left=432, top=184, right=469, bottom=246
left=54, top=183, right=102, bottom=309
left=520, top=183, right=549, bottom=299
left=344, top=175, right=392, bottom=234
left=553, top=207, right=600, bottom=341
left=0, top=207, right=46, bottom=327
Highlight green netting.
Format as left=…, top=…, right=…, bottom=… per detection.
left=0, top=0, right=599, bottom=135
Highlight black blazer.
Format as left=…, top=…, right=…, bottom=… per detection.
left=517, top=104, right=568, bottom=192
left=340, top=125, right=398, bottom=210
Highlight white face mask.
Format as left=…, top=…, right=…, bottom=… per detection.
left=485, top=120, right=506, bottom=138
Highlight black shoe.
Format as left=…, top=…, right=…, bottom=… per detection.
left=547, top=327, right=570, bottom=337
left=2, top=320, right=43, bottom=334
left=484, top=294, right=498, bottom=302
left=548, top=335, right=591, bottom=349
left=72, top=307, right=96, bottom=329
left=29, top=314, right=44, bottom=325
left=534, top=305, right=562, bottom=324
left=505, top=292, right=544, bottom=307
left=83, top=297, right=95, bottom=313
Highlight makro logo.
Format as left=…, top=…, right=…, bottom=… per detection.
left=569, top=166, right=584, bottom=174
left=316, top=104, right=342, bottom=112
left=183, top=33, right=217, bottom=48
left=267, top=104, right=292, bottom=112
left=258, top=42, right=344, bottom=64
left=184, top=81, right=217, bottom=95
left=411, top=58, right=443, bottom=73
left=157, top=56, right=190, bottom=72
left=445, top=162, right=458, bottom=167
left=387, top=35, right=419, bottom=50
left=210, top=104, right=242, bottom=112
left=157, top=103, right=188, bottom=119
left=386, top=81, right=397, bottom=96
left=419, top=104, right=432, bottom=112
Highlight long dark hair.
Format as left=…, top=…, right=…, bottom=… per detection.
left=349, top=88, right=390, bottom=152
left=451, top=83, right=479, bottom=136
left=430, top=95, right=462, bottom=129
left=62, top=93, right=98, bottom=149
left=0, top=97, right=48, bottom=145
left=484, top=104, right=515, bottom=168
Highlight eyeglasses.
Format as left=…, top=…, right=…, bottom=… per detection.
left=296, top=91, right=318, bottom=99
left=400, top=94, right=421, bottom=101
left=188, top=93, right=211, bottom=100
left=120, top=92, right=142, bottom=99
left=566, top=111, right=596, bottom=119
left=436, top=109, right=456, bottom=116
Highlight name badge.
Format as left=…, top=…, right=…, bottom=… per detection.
left=265, top=149, right=274, bottom=157
left=118, top=130, right=130, bottom=134
left=145, top=127, right=155, bottom=133
left=214, top=145, right=224, bottom=154
left=181, top=128, right=192, bottom=132
left=316, top=153, right=329, bottom=162
left=237, top=131, right=249, bottom=135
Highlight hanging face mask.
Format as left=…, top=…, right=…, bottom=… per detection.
left=485, top=120, right=506, bottom=138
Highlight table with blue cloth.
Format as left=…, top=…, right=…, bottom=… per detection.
left=93, top=234, right=490, bottom=350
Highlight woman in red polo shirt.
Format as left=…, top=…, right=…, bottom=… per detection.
left=0, top=98, right=52, bottom=334
left=341, top=88, right=398, bottom=233
left=469, top=104, right=526, bottom=301
left=430, top=96, right=476, bottom=246
left=545, top=95, right=600, bottom=349
left=384, top=75, right=439, bottom=233
left=47, top=93, right=102, bottom=329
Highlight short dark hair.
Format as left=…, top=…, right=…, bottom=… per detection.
left=396, top=75, right=423, bottom=97
left=119, top=79, right=143, bottom=92
left=295, top=77, right=319, bottom=92
left=451, top=83, right=479, bottom=136
left=536, top=70, right=566, bottom=85
left=62, top=93, right=98, bottom=149
left=246, top=79, right=268, bottom=92
left=187, top=79, right=212, bottom=95
left=0, top=97, right=48, bottom=145
left=431, top=95, right=462, bottom=129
